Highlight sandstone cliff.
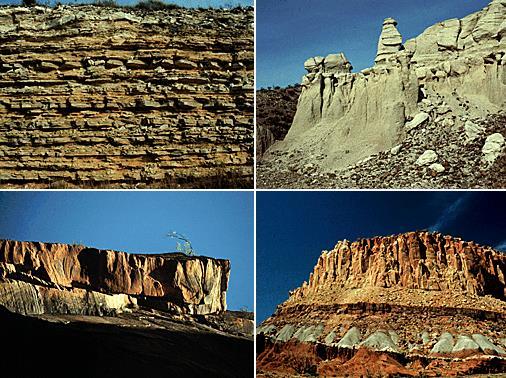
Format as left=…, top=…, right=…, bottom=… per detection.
left=291, top=231, right=506, bottom=301
left=259, top=0, right=506, bottom=189
left=257, top=231, right=506, bottom=377
left=0, top=239, right=230, bottom=315
left=0, top=5, right=253, bottom=188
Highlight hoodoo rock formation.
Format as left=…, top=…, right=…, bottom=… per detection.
left=375, top=18, right=403, bottom=65
left=258, top=0, right=506, bottom=188
left=0, top=5, right=253, bottom=188
left=257, top=231, right=506, bottom=377
left=0, top=239, right=229, bottom=315
left=0, top=238, right=253, bottom=377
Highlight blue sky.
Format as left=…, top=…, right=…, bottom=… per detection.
left=0, top=0, right=252, bottom=7
left=257, top=191, right=506, bottom=323
left=257, top=0, right=491, bottom=88
left=0, top=191, right=253, bottom=311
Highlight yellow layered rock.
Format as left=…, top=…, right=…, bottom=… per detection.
left=0, top=5, right=253, bottom=188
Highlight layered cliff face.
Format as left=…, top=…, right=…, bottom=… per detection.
left=0, top=239, right=229, bottom=316
left=258, top=0, right=506, bottom=189
left=291, top=232, right=506, bottom=301
left=0, top=5, right=253, bottom=188
left=0, top=238, right=253, bottom=376
left=257, top=232, right=506, bottom=377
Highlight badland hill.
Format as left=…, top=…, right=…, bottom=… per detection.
left=258, top=0, right=505, bottom=189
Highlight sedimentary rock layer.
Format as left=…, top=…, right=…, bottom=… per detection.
left=375, top=18, right=403, bottom=64
left=0, top=5, right=253, bottom=187
left=0, top=239, right=230, bottom=315
left=291, top=231, right=506, bottom=301
left=258, top=232, right=506, bottom=376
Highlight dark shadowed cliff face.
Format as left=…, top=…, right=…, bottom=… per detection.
left=0, top=305, right=254, bottom=378
left=257, top=231, right=506, bottom=377
left=256, top=85, right=301, bottom=157
left=0, top=239, right=253, bottom=377
left=0, top=5, right=254, bottom=188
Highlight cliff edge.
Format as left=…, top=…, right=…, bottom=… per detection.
left=0, top=237, right=253, bottom=377
left=0, top=238, right=230, bottom=315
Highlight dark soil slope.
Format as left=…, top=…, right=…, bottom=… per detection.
left=0, top=306, right=253, bottom=378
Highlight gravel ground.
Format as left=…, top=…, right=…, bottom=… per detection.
left=257, top=112, right=506, bottom=189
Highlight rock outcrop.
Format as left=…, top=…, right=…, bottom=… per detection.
left=258, top=0, right=506, bottom=189
left=290, top=232, right=506, bottom=300
left=258, top=112, right=506, bottom=189
left=0, top=5, right=253, bottom=188
left=0, top=239, right=230, bottom=315
left=302, top=53, right=353, bottom=82
left=257, top=231, right=506, bottom=377
left=375, top=18, right=403, bottom=64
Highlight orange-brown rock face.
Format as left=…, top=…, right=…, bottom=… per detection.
left=257, top=232, right=506, bottom=377
left=0, top=5, right=253, bottom=188
left=292, top=231, right=506, bottom=302
left=0, top=239, right=230, bottom=315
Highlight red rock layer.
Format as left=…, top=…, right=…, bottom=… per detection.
left=291, top=231, right=506, bottom=301
left=257, top=337, right=506, bottom=378
left=0, top=239, right=229, bottom=314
